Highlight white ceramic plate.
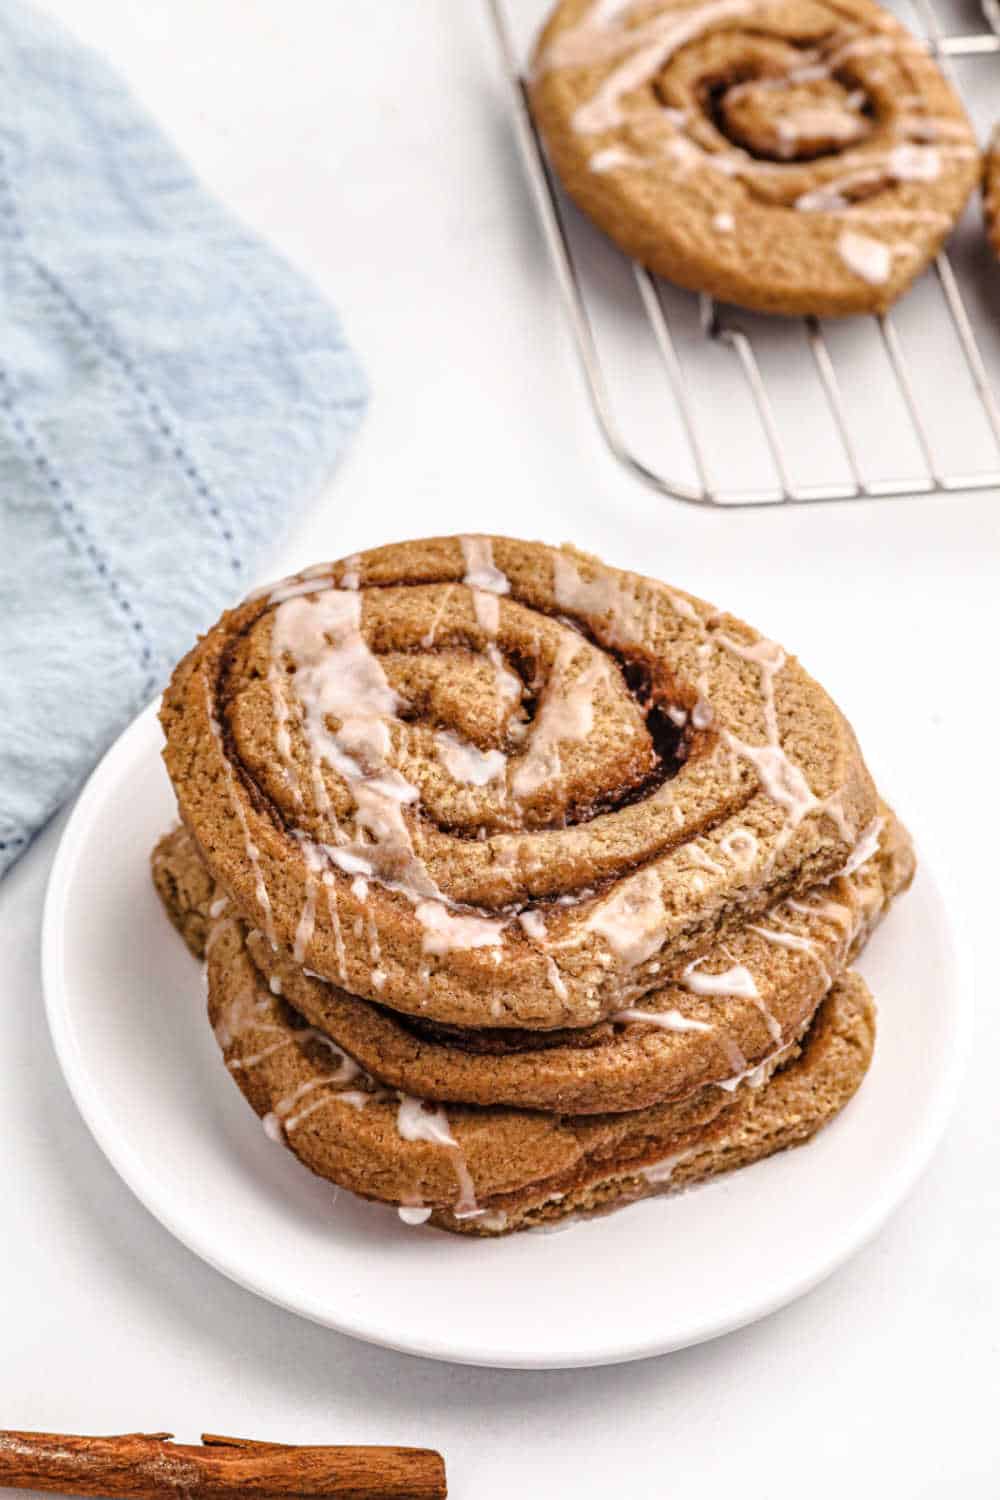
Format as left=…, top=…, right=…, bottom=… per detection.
left=42, top=702, right=970, bottom=1369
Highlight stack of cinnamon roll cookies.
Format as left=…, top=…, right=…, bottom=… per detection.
left=528, top=0, right=982, bottom=315
left=154, top=536, right=914, bottom=1235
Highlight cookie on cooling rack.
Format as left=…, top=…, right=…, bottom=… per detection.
left=528, top=0, right=979, bottom=317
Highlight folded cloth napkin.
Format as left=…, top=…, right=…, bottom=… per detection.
left=0, top=0, right=367, bottom=878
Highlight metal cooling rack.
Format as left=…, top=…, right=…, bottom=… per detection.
left=487, top=0, right=1000, bottom=505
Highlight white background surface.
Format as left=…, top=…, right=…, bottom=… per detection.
left=2, top=0, right=997, bottom=1494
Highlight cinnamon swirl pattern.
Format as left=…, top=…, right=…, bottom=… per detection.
left=161, top=536, right=877, bottom=1031
left=154, top=535, right=915, bottom=1235
left=529, top=0, right=979, bottom=315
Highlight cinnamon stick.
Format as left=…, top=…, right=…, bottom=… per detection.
left=0, top=1431, right=445, bottom=1500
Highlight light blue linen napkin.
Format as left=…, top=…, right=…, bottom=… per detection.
left=0, top=0, right=367, bottom=877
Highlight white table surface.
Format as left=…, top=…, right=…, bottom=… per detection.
left=3, top=1, right=998, bottom=1494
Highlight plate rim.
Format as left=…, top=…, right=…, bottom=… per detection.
left=41, top=699, right=974, bottom=1369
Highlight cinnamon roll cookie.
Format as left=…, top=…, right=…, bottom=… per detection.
left=529, top=0, right=979, bottom=315
left=160, top=871, right=878, bottom=1236
left=154, top=805, right=911, bottom=1115
left=154, top=535, right=915, bottom=1236
left=160, top=536, right=878, bottom=1031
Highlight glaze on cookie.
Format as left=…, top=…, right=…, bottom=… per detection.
left=153, top=536, right=913, bottom=1236
left=529, top=0, right=979, bottom=315
left=154, top=807, right=910, bottom=1115
left=160, top=536, right=877, bottom=1030
left=166, top=893, right=878, bottom=1235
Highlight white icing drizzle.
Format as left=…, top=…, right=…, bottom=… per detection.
left=687, top=951, right=784, bottom=1044
left=716, top=634, right=784, bottom=734
left=793, top=139, right=970, bottom=218
left=252, top=576, right=329, bottom=606
left=749, top=921, right=830, bottom=987
left=838, top=229, right=892, bottom=284
left=229, top=1009, right=363, bottom=1082
left=228, top=1037, right=292, bottom=1071
left=470, top=586, right=521, bottom=731
left=513, top=649, right=608, bottom=798
left=265, top=1078, right=331, bottom=1139
left=292, top=837, right=322, bottom=964
left=584, top=866, right=664, bottom=966
left=716, top=1056, right=773, bottom=1092
left=472, top=588, right=500, bottom=635
left=614, top=1006, right=713, bottom=1032
left=215, top=947, right=378, bottom=1122
left=396, top=1095, right=455, bottom=1146
left=396, top=1096, right=480, bottom=1218
left=204, top=678, right=277, bottom=948
left=682, top=958, right=759, bottom=999
left=333, top=1090, right=372, bottom=1111
left=322, top=870, right=348, bottom=984
left=591, top=143, right=640, bottom=173
left=707, top=630, right=824, bottom=830
left=552, top=551, right=645, bottom=646
left=461, top=1208, right=510, bottom=1231
left=518, top=909, right=547, bottom=940
left=366, top=911, right=382, bottom=976
left=774, top=102, right=868, bottom=154
left=435, top=730, right=507, bottom=786
left=888, top=142, right=940, bottom=181
left=398, top=1205, right=433, bottom=1226
left=271, top=589, right=400, bottom=811
left=415, top=901, right=505, bottom=955
left=283, top=1087, right=369, bottom=1129
left=460, top=536, right=510, bottom=595
left=713, top=211, right=735, bottom=232
left=546, top=955, right=570, bottom=1001
left=837, top=815, right=884, bottom=878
